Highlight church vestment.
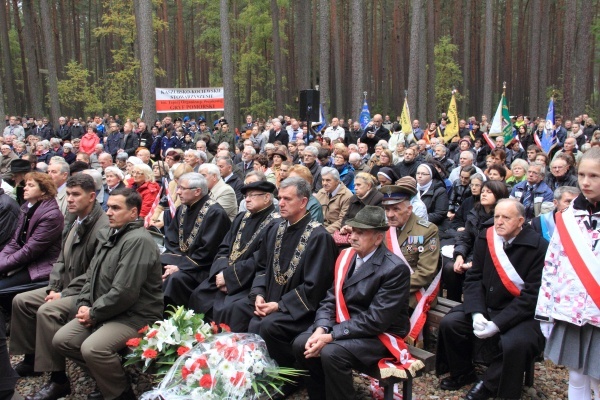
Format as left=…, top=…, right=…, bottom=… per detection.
left=248, top=213, right=338, bottom=368
left=162, top=194, right=231, bottom=308
left=188, top=204, right=281, bottom=332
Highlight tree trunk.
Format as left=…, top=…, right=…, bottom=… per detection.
left=538, top=0, right=550, bottom=110
left=426, top=0, right=436, bottom=120
left=482, top=0, right=493, bottom=120
left=331, top=0, right=343, bottom=117
left=407, top=0, right=423, bottom=119
left=573, top=0, right=592, bottom=116
left=528, top=0, right=541, bottom=116
left=350, top=0, right=364, bottom=119
left=318, top=0, right=330, bottom=117
left=220, top=0, right=236, bottom=125
left=12, top=0, right=27, bottom=113
left=22, top=0, right=44, bottom=117
left=503, top=0, right=512, bottom=98
left=135, top=0, right=156, bottom=127
left=0, top=0, right=16, bottom=113
left=40, top=0, right=61, bottom=123
left=176, top=0, right=185, bottom=86
left=562, top=0, right=576, bottom=118
left=462, top=0, right=471, bottom=117
left=417, top=0, right=427, bottom=123
left=296, top=0, right=311, bottom=90
left=0, top=55, right=5, bottom=118
left=271, top=0, right=284, bottom=116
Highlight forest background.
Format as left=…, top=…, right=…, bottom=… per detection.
left=0, top=0, right=597, bottom=129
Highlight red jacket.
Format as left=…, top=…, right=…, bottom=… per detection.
left=126, top=178, right=161, bottom=217
left=80, top=132, right=100, bottom=155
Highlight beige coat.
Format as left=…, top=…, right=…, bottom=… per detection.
left=210, top=178, right=238, bottom=221
left=315, top=181, right=353, bottom=234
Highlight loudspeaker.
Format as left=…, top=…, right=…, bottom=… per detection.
left=299, top=90, right=320, bottom=121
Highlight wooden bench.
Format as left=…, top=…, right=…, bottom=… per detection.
left=423, top=297, right=461, bottom=352
left=378, top=344, right=436, bottom=400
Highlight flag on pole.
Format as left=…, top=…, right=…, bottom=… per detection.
left=359, top=98, right=371, bottom=130
left=399, top=96, right=412, bottom=135
left=443, top=90, right=459, bottom=143
left=313, top=103, right=327, bottom=133
left=489, top=85, right=514, bottom=146
left=535, top=97, right=556, bottom=153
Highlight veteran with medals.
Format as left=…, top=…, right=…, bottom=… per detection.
left=162, top=172, right=231, bottom=308
left=292, top=206, right=422, bottom=400
left=188, top=180, right=281, bottom=332
left=248, top=177, right=338, bottom=378
left=437, top=199, right=548, bottom=400
left=380, top=184, right=440, bottom=310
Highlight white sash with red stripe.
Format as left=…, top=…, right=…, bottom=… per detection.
left=407, top=269, right=442, bottom=342
left=163, top=178, right=176, bottom=218
left=486, top=227, right=524, bottom=296
left=144, top=187, right=163, bottom=228
left=334, top=248, right=423, bottom=379
left=385, top=227, right=412, bottom=274
left=386, top=227, right=440, bottom=342
left=555, top=207, right=600, bottom=308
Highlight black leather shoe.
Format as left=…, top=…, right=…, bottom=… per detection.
left=25, top=381, right=71, bottom=400
left=440, top=370, right=477, bottom=390
left=87, top=388, right=104, bottom=400
left=13, top=361, right=42, bottom=377
left=465, top=380, right=494, bottom=400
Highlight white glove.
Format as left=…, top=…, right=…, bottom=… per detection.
left=472, top=313, right=488, bottom=332
left=474, top=321, right=500, bottom=339
left=540, top=321, right=554, bottom=339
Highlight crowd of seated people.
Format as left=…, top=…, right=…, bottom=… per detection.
left=0, top=112, right=596, bottom=400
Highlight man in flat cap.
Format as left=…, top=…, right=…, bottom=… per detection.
left=293, top=206, right=422, bottom=400
left=380, top=183, right=440, bottom=343
left=188, top=180, right=282, bottom=332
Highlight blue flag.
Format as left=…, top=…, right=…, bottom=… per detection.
left=314, top=103, right=327, bottom=133
left=359, top=99, right=371, bottom=130
left=535, top=98, right=556, bottom=153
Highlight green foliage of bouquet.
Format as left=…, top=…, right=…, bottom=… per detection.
left=123, top=305, right=231, bottom=375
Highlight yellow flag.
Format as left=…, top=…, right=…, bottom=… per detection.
left=400, top=97, right=412, bottom=135
left=444, top=92, right=459, bottom=143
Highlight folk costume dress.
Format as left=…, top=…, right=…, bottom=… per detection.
left=536, top=195, right=600, bottom=381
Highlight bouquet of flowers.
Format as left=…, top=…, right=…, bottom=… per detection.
left=140, top=332, right=304, bottom=400
left=123, top=306, right=230, bottom=375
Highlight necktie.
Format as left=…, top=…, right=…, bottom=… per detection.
left=521, top=185, right=534, bottom=208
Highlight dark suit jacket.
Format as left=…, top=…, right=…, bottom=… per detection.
left=360, top=126, right=390, bottom=154
left=268, top=129, right=289, bottom=146
left=314, top=244, right=411, bottom=340
left=121, top=133, right=140, bottom=156
left=463, top=224, right=548, bottom=333
left=225, top=173, right=244, bottom=205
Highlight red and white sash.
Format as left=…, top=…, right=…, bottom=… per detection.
left=144, top=187, right=163, bottom=228
left=555, top=207, right=600, bottom=308
left=334, top=248, right=423, bottom=379
left=385, top=227, right=412, bottom=273
left=486, top=227, right=524, bottom=296
left=386, top=227, right=441, bottom=342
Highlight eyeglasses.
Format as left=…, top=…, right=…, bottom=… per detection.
left=131, top=171, right=144, bottom=176
left=244, top=192, right=267, bottom=199
left=551, top=165, right=567, bottom=170
left=470, top=183, right=482, bottom=188
left=177, top=186, right=198, bottom=191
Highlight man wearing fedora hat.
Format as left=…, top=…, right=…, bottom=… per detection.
left=188, top=180, right=282, bottom=332
left=380, top=183, right=440, bottom=310
left=293, top=206, right=416, bottom=400
left=7, top=158, right=32, bottom=204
